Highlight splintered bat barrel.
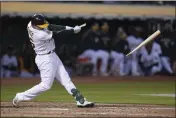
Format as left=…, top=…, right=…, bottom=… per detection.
left=80, top=23, right=86, bottom=28
left=126, top=30, right=161, bottom=56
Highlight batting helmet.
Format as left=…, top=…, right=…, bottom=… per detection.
left=31, top=14, right=49, bottom=29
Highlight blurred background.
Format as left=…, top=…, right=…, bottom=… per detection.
left=1, top=1, right=176, bottom=78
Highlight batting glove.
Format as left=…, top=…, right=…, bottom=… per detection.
left=73, top=26, right=81, bottom=34
left=66, top=26, right=73, bottom=30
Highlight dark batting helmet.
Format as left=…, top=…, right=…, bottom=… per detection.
left=31, top=14, right=49, bottom=29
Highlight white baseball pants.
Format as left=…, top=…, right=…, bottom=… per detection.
left=150, top=61, right=162, bottom=75
left=129, top=51, right=140, bottom=76
left=161, top=56, right=173, bottom=74
left=17, top=52, right=76, bottom=101
left=96, top=50, right=109, bottom=74
left=79, top=49, right=109, bottom=74
left=110, top=51, right=125, bottom=76
left=78, top=49, right=97, bottom=73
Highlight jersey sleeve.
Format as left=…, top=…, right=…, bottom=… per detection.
left=48, top=24, right=66, bottom=31
left=48, top=24, right=75, bottom=35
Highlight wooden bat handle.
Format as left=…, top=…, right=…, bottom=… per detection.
left=56, top=23, right=86, bottom=34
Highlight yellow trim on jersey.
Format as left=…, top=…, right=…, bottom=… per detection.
left=37, top=23, right=49, bottom=29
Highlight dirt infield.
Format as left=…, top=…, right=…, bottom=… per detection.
left=1, top=102, right=175, bottom=117
left=1, top=76, right=176, bottom=117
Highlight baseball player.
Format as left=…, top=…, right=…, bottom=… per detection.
left=126, top=26, right=143, bottom=76
left=1, top=46, right=18, bottom=78
left=138, top=41, right=162, bottom=76
left=78, top=23, right=101, bottom=76
left=110, top=27, right=130, bottom=76
left=12, top=14, right=94, bottom=108
left=98, top=22, right=111, bottom=76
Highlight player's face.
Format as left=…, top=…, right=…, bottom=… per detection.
left=116, top=28, right=127, bottom=40
left=36, top=20, right=49, bottom=29
left=102, top=23, right=109, bottom=32
left=92, top=24, right=99, bottom=31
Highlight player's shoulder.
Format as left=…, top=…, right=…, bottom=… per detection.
left=27, top=22, right=47, bottom=39
left=27, top=21, right=35, bottom=33
left=127, top=35, right=136, bottom=40
left=1, top=54, right=13, bottom=61
left=137, top=37, right=143, bottom=42
left=27, top=21, right=32, bottom=29
left=27, top=21, right=31, bottom=27
left=153, top=42, right=161, bottom=49
left=2, top=54, right=7, bottom=59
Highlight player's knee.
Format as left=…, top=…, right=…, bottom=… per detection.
left=104, top=52, right=110, bottom=58
left=40, top=82, right=52, bottom=91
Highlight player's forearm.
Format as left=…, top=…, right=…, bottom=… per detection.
left=48, top=24, right=66, bottom=31
left=53, top=29, right=74, bottom=35
left=48, top=24, right=75, bottom=34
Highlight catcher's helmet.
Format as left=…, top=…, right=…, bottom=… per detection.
left=31, top=14, right=49, bottom=28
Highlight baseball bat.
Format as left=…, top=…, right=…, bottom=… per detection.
left=79, top=23, right=86, bottom=28
left=126, top=30, right=161, bottom=56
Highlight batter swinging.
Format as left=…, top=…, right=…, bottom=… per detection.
left=12, top=14, right=95, bottom=108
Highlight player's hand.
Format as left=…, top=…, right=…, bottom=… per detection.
left=73, top=26, right=81, bottom=34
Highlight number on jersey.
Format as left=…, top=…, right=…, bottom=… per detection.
left=29, top=38, right=35, bottom=48
left=27, top=27, right=35, bottom=48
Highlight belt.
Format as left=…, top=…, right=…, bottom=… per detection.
left=38, top=49, right=55, bottom=55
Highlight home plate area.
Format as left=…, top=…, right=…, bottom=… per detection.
left=1, top=102, right=175, bottom=117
